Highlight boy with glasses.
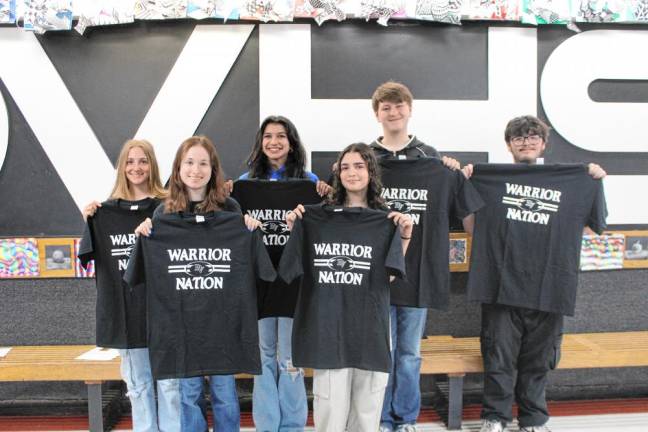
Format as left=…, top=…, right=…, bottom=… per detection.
left=463, top=115, right=606, bottom=432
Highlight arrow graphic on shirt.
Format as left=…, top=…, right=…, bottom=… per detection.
left=502, top=196, right=559, bottom=212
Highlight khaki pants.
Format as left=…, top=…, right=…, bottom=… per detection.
left=313, top=368, right=389, bottom=432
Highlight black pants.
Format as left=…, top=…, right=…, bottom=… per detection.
left=480, top=303, right=563, bottom=428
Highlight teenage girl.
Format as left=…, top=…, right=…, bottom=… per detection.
left=286, top=143, right=413, bottom=431
left=135, top=136, right=258, bottom=432
left=82, top=139, right=180, bottom=432
left=238, top=115, right=329, bottom=431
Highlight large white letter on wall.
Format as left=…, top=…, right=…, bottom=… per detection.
left=0, top=29, right=115, bottom=209
left=259, top=25, right=538, bottom=165
left=542, top=29, right=648, bottom=224
left=136, top=25, right=254, bottom=181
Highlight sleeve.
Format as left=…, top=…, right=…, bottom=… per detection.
left=123, top=236, right=146, bottom=288
left=452, top=172, right=485, bottom=219
left=385, top=225, right=406, bottom=279
left=586, top=180, right=608, bottom=235
left=77, top=220, right=94, bottom=269
left=305, top=171, right=319, bottom=183
left=152, top=203, right=165, bottom=220
left=224, top=197, right=243, bottom=214
left=238, top=172, right=250, bottom=180
left=253, top=229, right=277, bottom=282
left=278, top=217, right=305, bottom=284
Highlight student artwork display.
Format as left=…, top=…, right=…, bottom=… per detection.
left=359, top=0, right=404, bottom=25
left=464, top=0, right=519, bottom=20
left=627, top=0, right=648, bottom=21
left=572, top=0, right=625, bottom=22
left=134, top=0, right=187, bottom=19
left=37, top=238, right=76, bottom=278
left=0, top=0, right=16, bottom=23
left=449, top=232, right=471, bottom=272
left=580, top=233, right=625, bottom=271
left=0, top=238, right=39, bottom=278
left=187, top=0, right=239, bottom=19
left=21, top=0, right=73, bottom=33
left=294, top=0, right=346, bottom=24
left=620, top=230, right=648, bottom=269
left=74, top=0, right=135, bottom=35
left=240, top=0, right=297, bottom=21
left=74, top=239, right=95, bottom=278
left=520, top=0, right=572, bottom=24
left=414, top=0, right=463, bottom=24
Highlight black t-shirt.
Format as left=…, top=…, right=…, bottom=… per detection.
left=379, top=158, right=484, bottom=309
left=78, top=198, right=159, bottom=349
left=231, top=179, right=322, bottom=318
left=123, top=210, right=276, bottom=379
left=466, top=164, right=608, bottom=316
left=279, top=204, right=406, bottom=372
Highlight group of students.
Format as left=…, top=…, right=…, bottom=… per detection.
left=79, top=81, right=608, bottom=432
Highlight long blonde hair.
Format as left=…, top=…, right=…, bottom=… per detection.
left=109, top=139, right=166, bottom=200
left=164, top=136, right=227, bottom=213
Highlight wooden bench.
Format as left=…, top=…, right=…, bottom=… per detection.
left=0, top=345, right=312, bottom=431
left=2, top=332, right=647, bottom=431
left=420, top=331, right=648, bottom=429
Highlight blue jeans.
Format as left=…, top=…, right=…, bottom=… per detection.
left=253, top=317, right=307, bottom=432
left=380, top=306, right=428, bottom=429
left=180, top=375, right=240, bottom=432
left=119, top=348, right=181, bottom=432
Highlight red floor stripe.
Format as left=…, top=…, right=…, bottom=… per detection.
left=1, top=398, right=647, bottom=430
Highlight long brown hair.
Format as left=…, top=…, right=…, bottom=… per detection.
left=164, top=136, right=227, bottom=213
left=109, top=139, right=166, bottom=200
left=326, top=143, right=385, bottom=210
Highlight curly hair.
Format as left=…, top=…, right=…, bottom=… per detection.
left=245, top=116, right=307, bottom=179
left=326, top=143, right=386, bottom=210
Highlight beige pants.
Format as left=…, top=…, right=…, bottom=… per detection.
left=313, top=368, right=389, bottom=432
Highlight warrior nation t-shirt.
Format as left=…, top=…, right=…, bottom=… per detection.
left=279, top=204, right=405, bottom=373
left=379, top=158, right=484, bottom=309
left=466, top=164, right=607, bottom=316
left=123, top=210, right=276, bottom=379
left=231, top=179, right=322, bottom=318
left=78, top=198, right=159, bottom=349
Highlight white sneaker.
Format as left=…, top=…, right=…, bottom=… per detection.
left=519, top=426, right=551, bottom=432
left=480, top=419, right=506, bottom=432
left=379, top=426, right=393, bottom=432
left=395, top=424, right=417, bottom=432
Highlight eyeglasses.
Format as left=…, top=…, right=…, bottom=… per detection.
left=511, top=135, right=543, bottom=145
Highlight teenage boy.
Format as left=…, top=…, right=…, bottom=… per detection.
left=370, top=81, right=461, bottom=432
left=462, top=115, right=606, bottom=432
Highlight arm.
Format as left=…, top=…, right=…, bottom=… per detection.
left=387, top=211, right=413, bottom=255
left=462, top=214, right=475, bottom=236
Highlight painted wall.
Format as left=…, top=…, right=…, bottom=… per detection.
left=0, top=21, right=646, bottom=238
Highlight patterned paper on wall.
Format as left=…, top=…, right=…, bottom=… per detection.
left=134, top=0, right=187, bottom=20
left=187, top=0, right=240, bottom=20
left=464, top=0, right=519, bottom=21
left=626, top=0, right=648, bottom=22
left=359, top=0, right=405, bottom=25
left=414, top=0, right=463, bottom=25
left=74, top=239, right=95, bottom=278
left=240, top=0, right=297, bottom=22
left=0, top=0, right=16, bottom=23
left=580, top=233, right=625, bottom=271
left=0, top=238, right=39, bottom=278
left=572, top=0, right=625, bottom=23
left=74, top=0, right=135, bottom=35
left=22, top=0, right=73, bottom=33
left=520, top=0, right=572, bottom=24
left=294, top=0, right=346, bottom=25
